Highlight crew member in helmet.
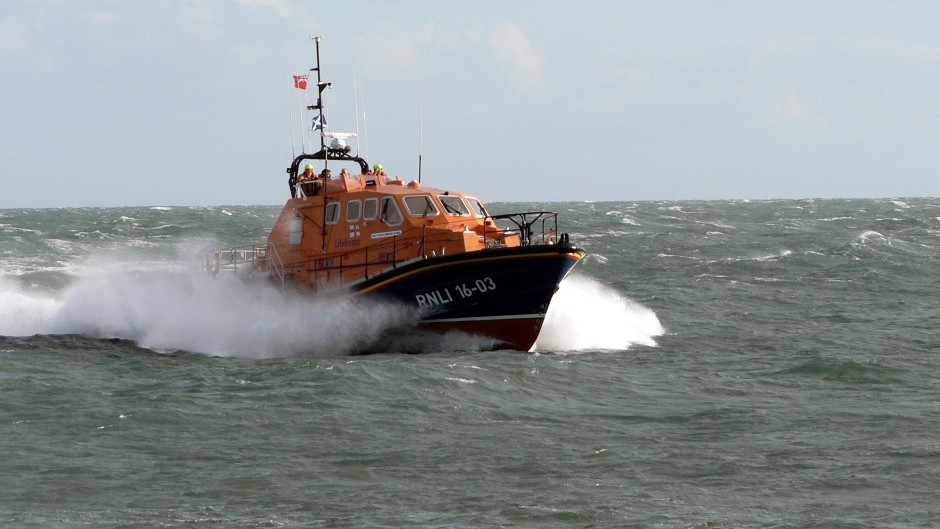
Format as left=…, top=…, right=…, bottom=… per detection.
left=296, top=164, right=319, bottom=197
left=373, top=163, right=387, bottom=176
left=299, top=164, right=316, bottom=182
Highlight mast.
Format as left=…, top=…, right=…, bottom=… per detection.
left=308, top=36, right=331, bottom=160
left=309, top=36, right=329, bottom=250
left=286, top=36, right=370, bottom=191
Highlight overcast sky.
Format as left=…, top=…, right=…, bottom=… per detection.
left=2, top=1, right=938, bottom=208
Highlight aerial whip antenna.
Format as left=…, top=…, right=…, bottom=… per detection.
left=287, top=73, right=296, bottom=158
left=360, top=79, right=369, bottom=162
left=295, top=64, right=308, bottom=153
left=418, top=80, right=423, bottom=183
left=354, top=70, right=361, bottom=157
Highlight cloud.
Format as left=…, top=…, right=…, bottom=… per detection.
left=85, top=9, right=122, bottom=27
left=840, top=36, right=940, bottom=63
left=487, top=22, right=546, bottom=93
left=764, top=91, right=828, bottom=134
left=0, top=25, right=28, bottom=57
left=179, top=0, right=231, bottom=41
left=753, top=35, right=940, bottom=65
left=353, top=27, right=420, bottom=73
left=610, top=65, right=650, bottom=94
left=235, top=0, right=294, bottom=18
left=180, top=0, right=216, bottom=23
left=0, top=11, right=34, bottom=57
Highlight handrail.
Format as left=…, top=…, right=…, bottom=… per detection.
left=198, top=242, right=285, bottom=287
left=201, top=210, right=562, bottom=291
left=262, top=243, right=286, bottom=288
left=484, top=211, right=558, bottom=246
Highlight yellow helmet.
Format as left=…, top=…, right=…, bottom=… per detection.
left=305, top=164, right=314, bottom=171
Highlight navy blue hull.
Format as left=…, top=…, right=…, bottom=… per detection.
left=350, top=243, right=584, bottom=350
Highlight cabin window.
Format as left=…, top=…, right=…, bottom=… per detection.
left=403, top=195, right=440, bottom=217
left=346, top=200, right=362, bottom=222
left=380, top=196, right=403, bottom=226
left=325, top=202, right=341, bottom=224
left=289, top=217, right=303, bottom=245
left=363, top=198, right=378, bottom=221
left=438, top=195, right=471, bottom=216
left=467, top=197, right=489, bottom=218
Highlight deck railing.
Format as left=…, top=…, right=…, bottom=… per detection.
left=201, top=243, right=285, bottom=287
left=201, top=210, right=561, bottom=291
left=484, top=211, right=559, bottom=246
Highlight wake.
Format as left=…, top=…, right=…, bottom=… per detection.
left=1, top=266, right=663, bottom=357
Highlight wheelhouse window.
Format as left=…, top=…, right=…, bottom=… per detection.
left=380, top=196, right=404, bottom=226
left=346, top=199, right=362, bottom=222
left=438, top=195, right=471, bottom=217
left=466, top=197, right=489, bottom=218
left=363, top=197, right=379, bottom=221
left=325, top=202, right=341, bottom=224
left=403, top=195, right=440, bottom=217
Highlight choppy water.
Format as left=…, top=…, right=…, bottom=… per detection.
left=2, top=198, right=939, bottom=528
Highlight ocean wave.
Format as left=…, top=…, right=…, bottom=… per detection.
left=777, top=356, right=904, bottom=384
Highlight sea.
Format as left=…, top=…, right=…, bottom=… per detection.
left=1, top=198, right=938, bottom=528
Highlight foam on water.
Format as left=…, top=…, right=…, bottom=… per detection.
left=534, top=274, right=664, bottom=352
left=0, top=278, right=62, bottom=336
left=1, top=263, right=663, bottom=357
left=0, top=263, right=415, bottom=357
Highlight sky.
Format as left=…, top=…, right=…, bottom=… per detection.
left=1, top=1, right=939, bottom=208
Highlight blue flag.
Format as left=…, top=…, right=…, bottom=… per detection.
left=312, top=113, right=326, bottom=131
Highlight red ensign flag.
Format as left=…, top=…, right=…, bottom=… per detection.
left=293, top=75, right=308, bottom=90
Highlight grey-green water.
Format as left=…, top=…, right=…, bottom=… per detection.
left=2, top=199, right=939, bottom=527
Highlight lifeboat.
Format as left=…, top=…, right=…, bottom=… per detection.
left=207, top=38, right=585, bottom=351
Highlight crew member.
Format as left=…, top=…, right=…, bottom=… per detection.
left=299, top=164, right=316, bottom=182
left=373, top=164, right=386, bottom=176
left=296, top=164, right=318, bottom=197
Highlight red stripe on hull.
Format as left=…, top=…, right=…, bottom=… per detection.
left=417, top=316, right=545, bottom=352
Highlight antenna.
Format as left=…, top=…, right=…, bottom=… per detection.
left=287, top=73, right=296, bottom=159
left=354, top=70, right=360, bottom=157
left=418, top=80, right=423, bottom=183
left=295, top=65, right=307, bottom=153
left=361, top=87, right=369, bottom=162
